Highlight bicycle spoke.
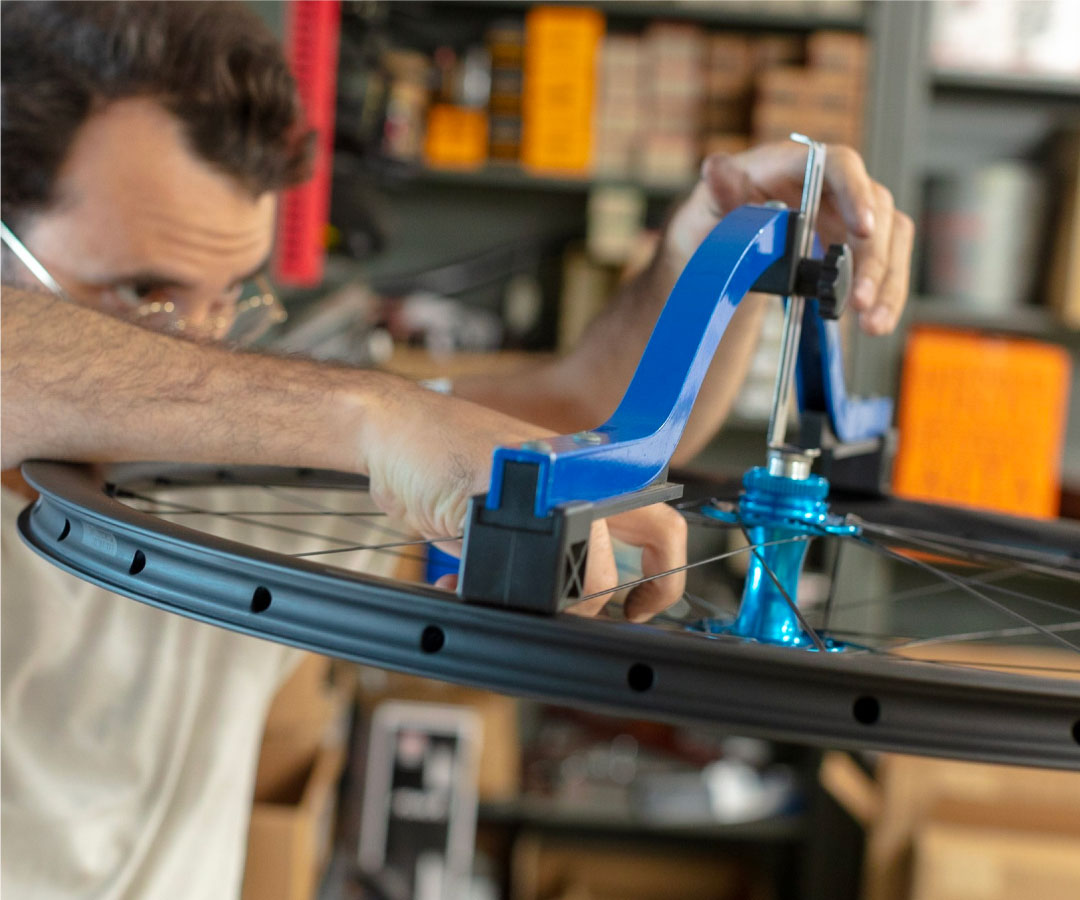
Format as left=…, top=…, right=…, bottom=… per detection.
left=117, top=488, right=431, bottom=563
left=291, top=535, right=460, bottom=559
left=260, top=485, right=413, bottom=542
left=826, top=565, right=1023, bottom=616
left=851, top=534, right=1080, bottom=656
left=897, top=657, right=1080, bottom=676
left=821, top=537, right=843, bottom=632
left=577, top=535, right=811, bottom=603
left=856, top=519, right=1080, bottom=581
left=883, top=620, right=1080, bottom=653
left=124, top=509, right=389, bottom=518
left=845, top=534, right=1080, bottom=622
left=682, top=589, right=732, bottom=619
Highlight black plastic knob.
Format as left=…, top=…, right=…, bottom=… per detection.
left=794, top=243, right=852, bottom=319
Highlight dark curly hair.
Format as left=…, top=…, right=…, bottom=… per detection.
left=1, top=0, right=314, bottom=226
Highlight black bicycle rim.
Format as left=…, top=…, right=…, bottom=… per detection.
left=17, top=460, right=1080, bottom=770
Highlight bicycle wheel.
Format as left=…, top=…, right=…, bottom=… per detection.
left=17, top=460, right=1080, bottom=770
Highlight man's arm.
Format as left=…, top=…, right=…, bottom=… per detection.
left=455, top=144, right=914, bottom=464
left=2, top=286, right=554, bottom=540
left=2, top=287, right=687, bottom=620
left=3, top=286, right=393, bottom=475
left=453, top=258, right=768, bottom=463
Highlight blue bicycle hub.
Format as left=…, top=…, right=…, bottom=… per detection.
left=700, top=446, right=860, bottom=649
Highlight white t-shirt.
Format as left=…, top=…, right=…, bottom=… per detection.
left=1, top=482, right=394, bottom=899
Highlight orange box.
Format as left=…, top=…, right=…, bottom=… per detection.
left=525, top=5, right=603, bottom=44
left=522, top=5, right=604, bottom=173
left=424, top=104, right=488, bottom=168
left=892, top=326, right=1072, bottom=518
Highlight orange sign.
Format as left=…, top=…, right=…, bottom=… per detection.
left=893, top=326, right=1071, bottom=518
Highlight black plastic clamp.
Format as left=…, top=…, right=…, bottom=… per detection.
left=459, top=461, right=682, bottom=614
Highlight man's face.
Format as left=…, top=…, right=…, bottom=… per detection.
left=17, top=97, right=277, bottom=341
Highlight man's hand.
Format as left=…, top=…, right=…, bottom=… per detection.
left=358, top=380, right=687, bottom=620
left=665, top=142, right=914, bottom=335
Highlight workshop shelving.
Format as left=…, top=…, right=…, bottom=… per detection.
left=443, top=0, right=868, bottom=33
left=408, top=163, right=686, bottom=198
left=931, top=68, right=1080, bottom=100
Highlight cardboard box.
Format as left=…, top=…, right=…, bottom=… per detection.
left=752, top=34, right=805, bottom=71
left=255, top=654, right=352, bottom=800
left=821, top=664, right=1080, bottom=900
left=511, top=832, right=771, bottom=900
left=1047, top=131, right=1080, bottom=327
left=243, top=653, right=353, bottom=900
left=752, top=100, right=861, bottom=148
left=807, top=31, right=870, bottom=75
left=756, top=67, right=863, bottom=114
left=708, top=34, right=754, bottom=83
left=242, top=743, right=346, bottom=900
left=703, top=97, right=752, bottom=133
left=910, top=801, right=1080, bottom=900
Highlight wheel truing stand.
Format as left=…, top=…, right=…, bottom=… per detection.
left=460, top=136, right=894, bottom=639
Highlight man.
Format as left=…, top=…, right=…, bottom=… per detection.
left=1, top=2, right=911, bottom=897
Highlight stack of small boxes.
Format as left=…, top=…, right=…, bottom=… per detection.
left=521, top=6, right=604, bottom=174
left=701, top=34, right=754, bottom=158
left=638, top=23, right=706, bottom=184
left=592, top=35, right=641, bottom=177
left=752, top=31, right=868, bottom=149
left=487, top=20, right=525, bottom=163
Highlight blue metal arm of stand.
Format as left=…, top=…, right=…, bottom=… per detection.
left=484, top=205, right=895, bottom=518
left=796, top=299, right=894, bottom=443
left=488, top=205, right=792, bottom=517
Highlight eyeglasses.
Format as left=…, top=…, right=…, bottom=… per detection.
left=1, top=220, right=287, bottom=345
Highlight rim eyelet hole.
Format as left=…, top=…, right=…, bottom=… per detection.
left=628, top=663, right=654, bottom=692
left=251, top=587, right=272, bottom=613
left=420, top=625, right=445, bottom=654
left=853, top=695, right=880, bottom=725
left=129, top=550, right=146, bottom=575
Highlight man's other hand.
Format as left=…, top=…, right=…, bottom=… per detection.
left=664, top=141, right=914, bottom=335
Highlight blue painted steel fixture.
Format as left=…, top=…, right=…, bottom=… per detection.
left=460, top=137, right=894, bottom=631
